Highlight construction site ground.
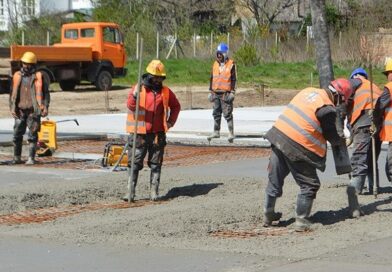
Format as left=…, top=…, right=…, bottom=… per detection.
left=1, top=86, right=392, bottom=271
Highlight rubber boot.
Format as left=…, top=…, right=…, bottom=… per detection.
left=367, top=174, right=373, bottom=195
left=150, top=171, right=161, bottom=201
left=207, top=131, right=220, bottom=141
left=347, top=176, right=365, bottom=218
left=12, top=142, right=23, bottom=164
left=123, top=170, right=139, bottom=202
left=263, top=194, right=282, bottom=227
left=207, top=120, right=221, bottom=141
left=25, top=142, right=36, bottom=165
left=367, top=172, right=379, bottom=195
left=294, top=195, right=313, bottom=232
left=227, top=119, right=235, bottom=143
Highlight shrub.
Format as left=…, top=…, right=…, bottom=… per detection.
left=233, top=43, right=259, bottom=66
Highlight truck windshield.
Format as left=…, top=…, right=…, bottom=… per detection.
left=103, top=27, right=122, bottom=44
left=64, top=29, right=78, bottom=39
left=81, top=28, right=95, bottom=38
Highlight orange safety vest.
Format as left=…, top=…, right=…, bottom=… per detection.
left=274, top=88, right=333, bottom=157
left=126, top=85, right=170, bottom=134
left=11, top=71, right=44, bottom=110
left=380, top=82, right=392, bottom=141
left=211, top=59, right=234, bottom=92
left=349, top=79, right=382, bottom=125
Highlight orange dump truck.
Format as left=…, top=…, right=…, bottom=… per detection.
left=10, top=22, right=127, bottom=91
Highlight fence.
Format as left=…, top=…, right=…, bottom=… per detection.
left=15, top=28, right=392, bottom=65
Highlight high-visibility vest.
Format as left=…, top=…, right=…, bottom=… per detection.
left=274, top=88, right=333, bottom=157
left=349, top=79, right=382, bottom=125
left=11, top=71, right=43, bottom=111
left=380, top=82, right=392, bottom=141
left=211, top=59, right=234, bottom=92
left=126, top=85, right=170, bottom=134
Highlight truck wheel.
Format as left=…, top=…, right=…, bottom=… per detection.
left=59, top=80, right=76, bottom=91
left=95, top=70, right=112, bottom=91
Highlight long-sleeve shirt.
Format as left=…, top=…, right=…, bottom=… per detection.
left=127, top=85, right=181, bottom=133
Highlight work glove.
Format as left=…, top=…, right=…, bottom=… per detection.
left=208, top=92, right=215, bottom=102
left=225, top=91, right=235, bottom=103
left=346, top=135, right=353, bottom=147
left=41, top=105, right=48, bottom=117
left=344, top=123, right=353, bottom=146
left=133, top=84, right=140, bottom=99
left=11, top=110, right=18, bottom=119
left=370, top=123, right=377, bottom=137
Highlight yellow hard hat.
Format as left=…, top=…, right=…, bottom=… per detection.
left=146, top=60, right=166, bottom=77
left=21, top=51, right=37, bottom=64
left=383, top=59, right=392, bottom=75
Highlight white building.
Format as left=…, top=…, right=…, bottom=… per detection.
left=0, top=0, right=94, bottom=31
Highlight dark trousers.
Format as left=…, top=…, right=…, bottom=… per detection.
left=212, top=93, right=233, bottom=130
left=266, top=146, right=321, bottom=199
left=127, top=132, right=167, bottom=172
left=385, top=142, right=392, bottom=182
left=13, top=108, right=40, bottom=145
left=350, top=127, right=381, bottom=178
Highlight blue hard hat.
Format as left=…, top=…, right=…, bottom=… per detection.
left=350, top=67, right=368, bottom=79
left=217, top=43, right=229, bottom=53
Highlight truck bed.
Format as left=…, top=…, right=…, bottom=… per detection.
left=11, top=45, right=92, bottom=62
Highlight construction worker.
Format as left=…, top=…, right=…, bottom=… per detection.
left=9, top=51, right=48, bottom=165
left=124, top=60, right=181, bottom=202
left=207, top=42, right=237, bottom=143
left=263, top=79, right=355, bottom=231
left=346, top=67, right=383, bottom=218
left=379, top=59, right=392, bottom=183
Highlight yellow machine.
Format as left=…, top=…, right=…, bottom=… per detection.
left=37, top=118, right=79, bottom=157
left=102, top=141, right=128, bottom=167
left=38, top=120, right=58, bottom=150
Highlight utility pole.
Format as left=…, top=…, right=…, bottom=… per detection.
left=310, top=0, right=334, bottom=88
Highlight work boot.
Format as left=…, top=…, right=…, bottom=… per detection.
left=207, top=131, right=220, bottom=141
left=294, top=195, right=313, bottom=232
left=25, top=142, right=36, bottom=165
left=227, top=119, right=235, bottom=143
left=207, top=119, right=221, bottom=141
left=367, top=172, right=379, bottom=195
left=12, top=156, right=23, bottom=164
left=12, top=142, right=23, bottom=164
left=150, top=171, right=161, bottom=201
left=263, top=194, right=282, bottom=227
left=123, top=170, right=138, bottom=202
left=347, top=176, right=365, bottom=218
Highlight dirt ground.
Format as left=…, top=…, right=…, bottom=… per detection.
left=0, top=84, right=298, bottom=118
left=2, top=84, right=392, bottom=270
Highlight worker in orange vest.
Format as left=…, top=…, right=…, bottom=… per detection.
left=9, top=51, right=49, bottom=165
left=263, top=79, right=355, bottom=232
left=379, top=60, right=392, bottom=183
left=346, top=68, right=383, bottom=218
left=207, top=42, right=237, bottom=143
left=124, top=60, right=181, bottom=202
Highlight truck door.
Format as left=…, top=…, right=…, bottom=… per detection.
left=102, top=26, right=125, bottom=69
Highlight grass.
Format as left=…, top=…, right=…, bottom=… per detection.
left=115, top=59, right=387, bottom=90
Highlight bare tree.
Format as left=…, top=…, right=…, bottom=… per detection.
left=310, top=0, right=333, bottom=88
left=238, top=0, right=297, bottom=27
